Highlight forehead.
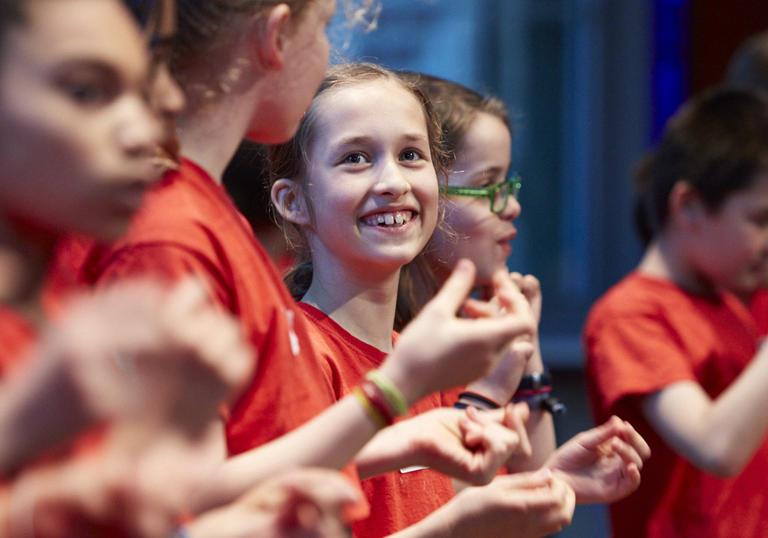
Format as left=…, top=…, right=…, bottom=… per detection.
left=456, top=112, right=511, bottom=164
left=13, top=0, right=147, bottom=73
left=314, top=79, right=428, bottom=139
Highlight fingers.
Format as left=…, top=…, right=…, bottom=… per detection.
left=571, top=415, right=626, bottom=451
left=251, top=469, right=360, bottom=531
left=510, top=272, right=542, bottom=322
left=275, top=469, right=361, bottom=512
left=616, top=418, right=651, bottom=461
left=608, top=437, right=644, bottom=470
left=461, top=297, right=497, bottom=319
left=503, top=403, right=532, bottom=458
left=457, top=314, right=535, bottom=354
left=423, top=259, right=476, bottom=317
left=585, top=417, right=650, bottom=463
left=501, top=473, right=575, bottom=533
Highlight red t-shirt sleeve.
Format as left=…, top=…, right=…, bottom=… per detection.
left=586, top=310, right=698, bottom=415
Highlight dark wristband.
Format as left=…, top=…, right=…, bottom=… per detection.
left=457, top=391, right=502, bottom=409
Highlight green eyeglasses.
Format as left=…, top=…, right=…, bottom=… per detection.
left=443, top=173, right=522, bottom=214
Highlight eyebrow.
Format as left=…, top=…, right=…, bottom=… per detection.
left=473, top=166, right=506, bottom=181
left=54, top=59, right=120, bottom=78
left=53, top=56, right=145, bottom=88
left=331, top=132, right=429, bottom=149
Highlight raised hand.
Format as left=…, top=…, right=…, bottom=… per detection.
left=47, top=278, right=254, bottom=436
left=462, top=271, right=540, bottom=404
left=544, top=416, right=651, bottom=504
left=0, top=279, right=254, bottom=474
left=380, top=259, right=536, bottom=405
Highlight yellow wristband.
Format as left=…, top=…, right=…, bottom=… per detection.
left=365, top=370, right=408, bottom=416
left=353, top=387, right=387, bottom=429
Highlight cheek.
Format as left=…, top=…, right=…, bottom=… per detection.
left=444, top=202, right=490, bottom=241
left=0, top=109, right=92, bottom=193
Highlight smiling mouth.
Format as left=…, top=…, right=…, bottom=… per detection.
left=361, top=210, right=415, bottom=228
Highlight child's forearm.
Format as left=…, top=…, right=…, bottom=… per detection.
left=507, top=344, right=556, bottom=471
left=643, top=341, right=768, bottom=477
left=354, top=422, right=418, bottom=479
left=194, top=395, right=379, bottom=511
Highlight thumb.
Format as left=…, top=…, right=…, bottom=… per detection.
left=423, top=259, right=476, bottom=316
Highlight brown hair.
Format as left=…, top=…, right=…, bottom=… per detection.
left=634, top=87, right=768, bottom=245
left=268, top=62, right=449, bottom=300
left=400, top=72, right=511, bottom=163
left=0, top=0, right=26, bottom=55
left=171, top=0, right=311, bottom=76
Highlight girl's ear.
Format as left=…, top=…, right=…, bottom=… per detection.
left=668, top=180, right=706, bottom=230
left=249, top=4, right=291, bottom=72
left=272, top=179, right=311, bottom=227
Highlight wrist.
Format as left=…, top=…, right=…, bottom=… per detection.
left=377, top=355, right=423, bottom=407
left=462, top=382, right=512, bottom=407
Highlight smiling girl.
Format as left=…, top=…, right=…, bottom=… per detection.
left=267, top=62, right=583, bottom=538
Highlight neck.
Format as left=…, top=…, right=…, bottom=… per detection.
left=638, top=234, right=717, bottom=296
left=0, top=216, right=56, bottom=324
left=302, top=257, right=401, bottom=353
left=176, top=85, right=260, bottom=183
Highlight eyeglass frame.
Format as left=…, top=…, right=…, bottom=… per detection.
left=442, top=173, right=522, bottom=214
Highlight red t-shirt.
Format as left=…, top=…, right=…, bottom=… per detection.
left=749, top=288, right=768, bottom=339
left=585, top=272, right=768, bottom=538
left=299, top=303, right=455, bottom=538
left=47, top=159, right=358, bottom=475
left=0, top=305, right=36, bottom=378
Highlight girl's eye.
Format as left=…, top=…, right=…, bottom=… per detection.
left=400, top=149, right=423, bottom=161
left=342, top=152, right=369, bottom=165
left=58, top=76, right=116, bottom=107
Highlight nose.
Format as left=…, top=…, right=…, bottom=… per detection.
left=498, top=192, right=521, bottom=221
left=372, top=158, right=412, bottom=198
left=150, top=64, right=185, bottom=119
left=114, top=96, right=163, bottom=158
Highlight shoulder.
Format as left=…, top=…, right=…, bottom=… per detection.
left=586, top=272, right=693, bottom=335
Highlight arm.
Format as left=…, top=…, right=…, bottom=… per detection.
left=506, top=340, right=556, bottom=471
left=642, top=342, right=768, bottom=477
left=197, top=259, right=537, bottom=510
left=460, top=272, right=556, bottom=471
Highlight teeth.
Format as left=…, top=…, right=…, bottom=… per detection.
left=363, top=210, right=414, bottom=227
